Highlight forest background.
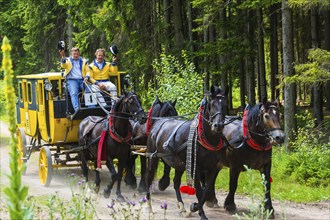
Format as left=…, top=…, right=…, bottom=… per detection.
left=0, top=0, right=329, bottom=204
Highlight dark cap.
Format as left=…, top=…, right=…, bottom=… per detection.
left=109, top=45, right=119, bottom=55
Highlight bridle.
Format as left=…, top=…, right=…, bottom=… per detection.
left=247, top=104, right=282, bottom=145
left=121, top=93, right=144, bottom=119
left=202, top=94, right=226, bottom=126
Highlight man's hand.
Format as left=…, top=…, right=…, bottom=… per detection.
left=98, top=83, right=106, bottom=90
left=59, top=49, right=65, bottom=58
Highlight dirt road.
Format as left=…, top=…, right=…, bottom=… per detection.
left=1, top=121, right=329, bottom=219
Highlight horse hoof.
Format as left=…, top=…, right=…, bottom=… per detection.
left=224, top=203, right=237, bottom=213
left=200, top=215, right=208, bottom=220
left=117, top=195, right=125, bottom=202
left=190, top=202, right=199, bottom=212
left=205, top=200, right=214, bottom=208
left=103, top=189, right=111, bottom=198
left=138, top=184, right=147, bottom=193
left=94, top=186, right=100, bottom=194
left=158, top=176, right=170, bottom=191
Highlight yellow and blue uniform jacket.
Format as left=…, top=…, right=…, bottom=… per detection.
left=61, top=57, right=89, bottom=78
left=87, top=60, right=118, bottom=85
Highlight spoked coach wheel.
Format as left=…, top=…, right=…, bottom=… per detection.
left=16, top=127, right=27, bottom=175
left=39, top=146, right=53, bottom=187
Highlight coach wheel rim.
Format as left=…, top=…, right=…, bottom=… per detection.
left=16, top=127, right=27, bottom=174
left=39, top=146, right=53, bottom=187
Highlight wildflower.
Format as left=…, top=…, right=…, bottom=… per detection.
left=107, top=200, right=115, bottom=209
left=160, top=202, right=167, bottom=210
left=129, top=201, right=137, bottom=206
left=139, top=197, right=147, bottom=203
left=70, top=173, right=75, bottom=177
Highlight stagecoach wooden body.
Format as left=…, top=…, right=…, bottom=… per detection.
left=16, top=71, right=127, bottom=186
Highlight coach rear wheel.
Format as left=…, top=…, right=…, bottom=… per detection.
left=16, top=127, right=27, bottom=174
left=39, top=146, right=53, bottom=187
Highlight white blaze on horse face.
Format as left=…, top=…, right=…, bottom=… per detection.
left=272, top=109, right=277, bottom=116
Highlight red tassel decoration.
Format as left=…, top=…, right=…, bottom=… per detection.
left=180, top=185, right=196, bottom=195
left=270, top=176, right=273, bottom=183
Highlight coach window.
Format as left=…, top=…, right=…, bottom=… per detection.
left=18, top=82, right=23, bottom=102
left=27, top=82, right=32, bottom=104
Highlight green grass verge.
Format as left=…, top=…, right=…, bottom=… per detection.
left=148, top=147, right=329, bottom=203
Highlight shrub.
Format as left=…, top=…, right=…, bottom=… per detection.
left=141, top=51, right=204, bottom=115
left=284, top=111, right=330, bottom=187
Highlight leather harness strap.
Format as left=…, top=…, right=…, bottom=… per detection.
left=243, top=108, right=272, bottom=151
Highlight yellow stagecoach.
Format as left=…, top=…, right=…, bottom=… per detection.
left=16, top=71, right=128, bottom=186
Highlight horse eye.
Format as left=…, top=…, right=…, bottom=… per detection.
left=264, top=114, right=270, bottom=120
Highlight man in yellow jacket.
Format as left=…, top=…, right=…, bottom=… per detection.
left=59, top=47, right=89, bottom=113
left=85, top=48, right=118, bottom=97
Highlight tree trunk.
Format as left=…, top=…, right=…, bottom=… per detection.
left=173, top=0, right=183, bottom=52
left=269, top=4, right=279, bottom=101
left=219, top=7, right=228, bottom=89
left=257, top=8, right=267, bottom=102
left=282, top=0, right=297, bottom=148
left=203, top=16, right=209, bottom=91
left=311, top=7, right=323, bottom=125
left=246, top=9, right=256, bottom=105
left=163, top=0, right=171, bottom=52
left=323, top=9, right=330, bottom=110
left=187, top=0, right=194, bottom=53
left=67, top=9, right=73, bottom=50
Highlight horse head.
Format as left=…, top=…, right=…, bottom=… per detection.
left=259, top=98, right=286, bottom=145
left=207, top=85, right=229, bottom=133
left=120, top=91, right=146, bottom=124
left=159, top=99, right=178, bottom=117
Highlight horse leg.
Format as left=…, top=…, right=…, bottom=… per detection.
left=262, top=162, right=274, bottom=218
left=125, top=154, right=137, bottom=189
left=94, top=161, right=101, bottom=193
left=80, top=150, right=89, bottom=182
left=224, top=168, right=240, bottom=212
left=173, top=169, right=186, bottom=216
left=138, top=156, right=147, bottom=193
left=115, top=159, right=126, bottom=202
left=205, top=168, right=221, bottom=208
left=191, top=172, right=208, bottom=220
left=103, top=157, right=118, bottom=199
left=146, top=157, right=159, bottom=211
left=158, top=162, right=171, bottom=191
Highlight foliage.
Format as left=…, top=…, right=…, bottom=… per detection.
left=234, top=165, right=273, bottom=220
left=2, top=37, right=33, bottom=219
left=285, top=48, right=330, bottom=85
left=0, top=80, right=6, bottom=116
left=283, top=111, right=330, bottom=187
left=143, top=51, right=204, bottom=115
left=288, top=0, right=330, bottom=9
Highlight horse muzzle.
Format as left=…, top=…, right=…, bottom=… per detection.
left=269, top=129, right=286, bottom=145
left=211, top=122, right=224, bottom=133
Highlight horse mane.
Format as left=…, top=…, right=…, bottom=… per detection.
left=247, top=103, right=262, bottom=125
left=112, top=92, right=134, bottom=112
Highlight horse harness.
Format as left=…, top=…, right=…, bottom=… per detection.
left=230, top=104, right=279, bottom=151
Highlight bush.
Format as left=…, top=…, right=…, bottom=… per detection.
left=284, top=111, right=330, bottom=187
left=141, top=51, right=204, bottom=115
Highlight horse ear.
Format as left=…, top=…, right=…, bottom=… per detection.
left=210, top=85, right=215, bottom=95
left=121, top=89, right=127, bottom=96
left=274, top=98, right=280, bottom=108
left=172, top=99, right=177, bottom=107
left=262, top=97, right=268, bottom=105
left=224, top=85, right=229, bottom=96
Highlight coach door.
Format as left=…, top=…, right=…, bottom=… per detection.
left=37, top=79, right=51, bottom=142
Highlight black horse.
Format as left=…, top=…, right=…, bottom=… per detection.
left=125, top=96, right=178, bottom=192
left=145, top=85, right=228, bottom=220
left=205, top=99, right=286, bottom=217
left=78, top=91, right=146, bottom=201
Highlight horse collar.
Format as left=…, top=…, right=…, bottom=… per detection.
left=109, top=113, right=132, bottom=144
left=243, top=108, right=272, bottom=151
left=197, top=105, right=224, bottom=151
left=145, top=106, right=154, bottom=136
